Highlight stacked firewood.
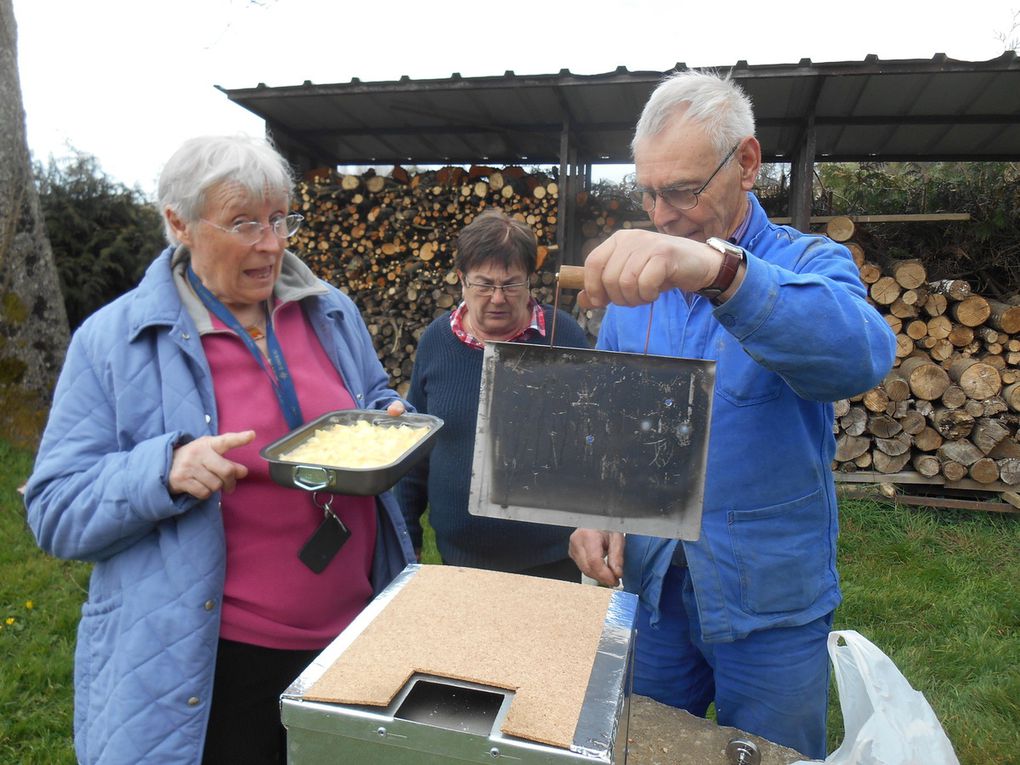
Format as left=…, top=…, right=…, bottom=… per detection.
left=292, top=170, right=1019, bottom=487
left=290, top=165, right=580, bottom=395
left=829, top=219, right=1020, bottom=486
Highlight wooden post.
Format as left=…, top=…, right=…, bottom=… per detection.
left=789, top=115, right=816, bottom=233
left=556, top=119, right=572, bottom=265
left=789, top=81, right=820, bottom=233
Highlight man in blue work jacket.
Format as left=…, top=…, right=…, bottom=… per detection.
left=569, top=70, right=896, bottom=759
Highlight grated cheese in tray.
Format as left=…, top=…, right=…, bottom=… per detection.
left=279, top=419, right=428, bottom=469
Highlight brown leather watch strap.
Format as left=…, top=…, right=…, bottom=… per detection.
left=698, top=240, right=744, bottom=304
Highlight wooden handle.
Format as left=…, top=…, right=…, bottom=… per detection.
left=557, top=265, right=585, bottom=291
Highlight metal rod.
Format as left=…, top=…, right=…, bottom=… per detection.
left=643, top=304, right=654, bottom=355
left=550, top=282, right=561, bottom=346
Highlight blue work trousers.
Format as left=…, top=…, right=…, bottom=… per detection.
left=633, top=565, right=833, bottom=759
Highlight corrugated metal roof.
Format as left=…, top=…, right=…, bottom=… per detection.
left=217, top=53, right=1020, bottom=169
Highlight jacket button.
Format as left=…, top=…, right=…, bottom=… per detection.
left=205, top=414, right=212, bottom=423
left=187, top=696, right=200, bottom=706
left=182, top=332, right=191, bottom=340
left=204, top=600, right=215, bottom=611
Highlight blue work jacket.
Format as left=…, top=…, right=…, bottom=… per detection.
left=601, top=194, right=896, bottom=643
left=24, top=247, right=414, bottom=764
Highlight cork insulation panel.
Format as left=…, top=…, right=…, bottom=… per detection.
left=303, top=565, right=613, bottom=749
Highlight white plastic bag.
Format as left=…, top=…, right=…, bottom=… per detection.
left=792, top=630, right=960, bottom=765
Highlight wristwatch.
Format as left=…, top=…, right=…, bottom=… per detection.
left=698, top=237, right=746, bottom=304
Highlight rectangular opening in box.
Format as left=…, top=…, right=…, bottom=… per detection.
left=394, top=678, right=506, bottom=736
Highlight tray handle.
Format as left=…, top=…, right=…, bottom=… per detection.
left=292, top=465, right=331, bottom=491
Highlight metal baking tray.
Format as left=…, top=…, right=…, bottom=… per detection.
left=260, top=410, right=443, bottom=495
left=469, top=342, right=714, bottom=540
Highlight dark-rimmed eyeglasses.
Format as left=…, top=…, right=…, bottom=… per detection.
left=629, top=143, right=740, bottom=213
left=201, top=213, right=304, bottom=245
left=463, top=279, right=530, bottom=297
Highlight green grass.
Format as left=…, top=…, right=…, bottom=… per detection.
left=420, top=508, right=441, bottom=565
left=2, top=438, right=1017, bottom=763
left=830, top=498, right=1019, bottom=762
left=0, top=440, right=90, bottom=765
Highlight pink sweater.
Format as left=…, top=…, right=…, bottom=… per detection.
left=202, top=300, right=376, bottom=650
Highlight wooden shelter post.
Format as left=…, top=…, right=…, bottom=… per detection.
left=556, top=120, right=577, bottom=266
left=790, top=112, right=816, bottom=232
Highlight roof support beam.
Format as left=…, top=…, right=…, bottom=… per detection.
left=790, top=116, right=816, bottom=232
left=557, top=119, right=575, bottom=266
left=789, top=78, right=822, bottom=232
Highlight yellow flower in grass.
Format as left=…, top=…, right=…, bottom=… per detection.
left=4, top=617, right=14, bottom=626
left=25, top=600, right=34, bottom=610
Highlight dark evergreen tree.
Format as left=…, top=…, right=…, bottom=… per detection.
left=35, top=150, right=165, bottom=329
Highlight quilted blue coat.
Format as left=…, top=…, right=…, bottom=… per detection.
left=25, top=247, right=415, bottom=764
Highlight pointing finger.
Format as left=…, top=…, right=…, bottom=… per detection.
left=212, top=430, right=256, bottom=454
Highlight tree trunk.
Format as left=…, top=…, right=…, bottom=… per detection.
left=0, top=0, right=70, bottom=445
left=949, top=295, right=991, bottom=327
left=937, top=439, right=983, bottom=467
left=898, top=354, right=950, bottom=400
left=948, top=357, right=1002, bottom=401
left=931, top=408, right=975, bottom=440
left=911, top=452, right=941, bottom=477
left=912, top=425, right=944, bottom=453
left=970, top=418, right=1011, bottom=456
left=998, top=458, right=1020, bottom=485
left=967, top=457, right=999, bottom=484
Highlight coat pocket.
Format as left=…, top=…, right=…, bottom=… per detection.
left=76, top=594, right=123, bottom=762
left=727, top=490, right=830, bottom=614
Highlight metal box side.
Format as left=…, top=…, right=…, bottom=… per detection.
left=282, top=566, right=639, bottom=764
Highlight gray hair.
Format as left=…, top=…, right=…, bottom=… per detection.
left=157, top=134, right=295, bottom=245
left=631, top=70, right=756, bottom=157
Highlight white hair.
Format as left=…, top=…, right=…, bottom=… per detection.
left=157, top=134, right=295, bottom=245
left=631, top=70, right=756, bottom=157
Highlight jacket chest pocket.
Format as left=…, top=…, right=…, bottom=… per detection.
left=713, top=334, right=783, bottom=406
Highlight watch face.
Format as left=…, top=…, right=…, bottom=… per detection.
left=707, top=237, right=743, bottom=257
left=700, top=238, right=744, bottom=304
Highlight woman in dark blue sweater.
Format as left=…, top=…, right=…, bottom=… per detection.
left=396, top=209, right=591, bottom=580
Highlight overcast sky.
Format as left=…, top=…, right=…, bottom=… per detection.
left=13, top=0, right=1018, bottom=197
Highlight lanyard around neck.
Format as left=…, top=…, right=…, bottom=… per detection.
left=186, top=265, right=304, bottom=429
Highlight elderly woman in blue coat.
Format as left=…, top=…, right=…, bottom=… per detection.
left=25, top=134, right=415, bottom=765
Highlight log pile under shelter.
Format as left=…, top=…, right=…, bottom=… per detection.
left=827, top=217, right=1020, bottom=488
left=291, top=169, right=1020, bottom=490
left=289, top=165, right=615, bottom=395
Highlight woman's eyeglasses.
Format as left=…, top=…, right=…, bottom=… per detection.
left=201, top=213, right=304, bottom=245
left=463, top=279, right=530, bottom=297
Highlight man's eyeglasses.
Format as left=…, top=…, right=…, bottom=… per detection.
left=463, top=279, right=530, bottom=297
left=201, top=213, right=304, bottom=245
left=629, top=143, right=740, bottom=213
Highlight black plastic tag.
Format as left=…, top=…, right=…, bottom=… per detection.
left=298, top=513, right=350, bottom=573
